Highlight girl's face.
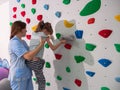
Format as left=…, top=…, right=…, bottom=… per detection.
left=42, top=29, right=50, bottom=35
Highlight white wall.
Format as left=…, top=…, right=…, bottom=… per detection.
left=0, top=1, right=10, bottom=61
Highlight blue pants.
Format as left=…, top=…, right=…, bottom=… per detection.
left=10, top=77, right=33, bottom=90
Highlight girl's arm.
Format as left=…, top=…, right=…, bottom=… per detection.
left=46, top=36, right=66, bottom=51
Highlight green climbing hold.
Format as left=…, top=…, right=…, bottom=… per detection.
left=74, top=55, right=85, bottom=63
left=86, top=43, right=96, bottom=51
left=33, top=77, right=37, bottom=81
left=45, top=43, right=49, bottom=48
left=9, top=22, right=13, bottom=26
left=66, top=66, right=71, bottom=73
left=56, top=33, right=61, bottom=39
left=101, top=87, right=110, bottom=90
left=31, top=8, right=36, bottom=14
left=46, top=82, right=51, bottom=86
left=21, top=3, right=25, bottom=8
left=57, top=75, right=62, bottom=81
left=45, top=62, right=51, bottom=68
left=63, top=0, right=71, bottom=5
left=80, top=0, right=101, bottom=16
left=114, top=44, right=120, bottom=52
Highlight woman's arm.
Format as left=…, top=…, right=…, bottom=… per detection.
left=23, top=38, right=46, bottom=60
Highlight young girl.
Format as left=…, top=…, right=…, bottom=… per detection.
left=26, top=21, right=66, bottom=90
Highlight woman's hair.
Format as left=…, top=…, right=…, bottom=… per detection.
left=35, top=21, right=53, bottom=35
left=10, top=20, right=26, bottom=39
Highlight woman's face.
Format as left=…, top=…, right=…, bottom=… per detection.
left=21, top=28, right=27, bottom=37
left=42, top=29, right=50, bottom=35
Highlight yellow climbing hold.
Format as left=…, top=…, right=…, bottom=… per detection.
left=31, top=25, right=37, bottom=31
left=115, top=15, right=120, bottom=22
left=64, top=20, right=74, bottom=28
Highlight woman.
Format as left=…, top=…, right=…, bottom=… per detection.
left=8, top=20, right=46, bottom=90
left=26, top=20, right=66, bottom=90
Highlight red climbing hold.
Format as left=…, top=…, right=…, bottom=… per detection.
left=98, top=29, right=112, bottom=38
left=26, top=34, right=31, bottom=40
left=74, top=79, right=82, bottom=87
left=37, top=15, right=43, bottom=21
left=13, top=14, right=17, bottom=18
left=21, top=11, right=26, bottom=17
left=32, top=0, right=36, bottom=4
left=26, top=18, right=31, bottom=24
left=13, top=7, right=17, bottom=12
left=64, top=44, right=72, bottom=49
left=55, top=54, right=62, bottom=60
left=88, top=18, right=95, bottom=24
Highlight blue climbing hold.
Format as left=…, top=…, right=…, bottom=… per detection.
left=75, top=30, right=83, bottom=39
left=63, top=87, right=70, bottom=90
left=55, top=11, right=61, bottom=18
left=98, top=58, right=112, bottom=67
left=86, top=71, right=95, bottom=77
left=16, top=0, right=20, bottom=3
left=115, top=77, right=120, bottom=83
left=44, top=4, right=49, bottom=10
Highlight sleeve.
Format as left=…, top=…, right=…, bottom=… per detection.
left=11, top=40, right=28, bottom=58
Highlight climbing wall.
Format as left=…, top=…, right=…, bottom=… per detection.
left=9, top=0, right=120, bottom=90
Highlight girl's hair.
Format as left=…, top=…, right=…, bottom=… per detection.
left=35, top=20, right=45, bottom=32
left=10, top=20, right=26, bottom=39
left=35, top=21, right=53, bottom=35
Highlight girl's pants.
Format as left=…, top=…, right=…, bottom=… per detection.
left=26, top=59, right=46, bottom=90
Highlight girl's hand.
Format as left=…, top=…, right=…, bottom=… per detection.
left=40, top=37, right=46, bottom=44
left=60, top=39, right=66, bottom=44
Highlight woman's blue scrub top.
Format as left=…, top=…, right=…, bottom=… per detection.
left=8, top=36, right=32, bottom=81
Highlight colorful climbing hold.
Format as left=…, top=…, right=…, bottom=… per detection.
left=26, top=18, right=31, bottom=24
left=80, top=0, right=101, bottom=16
left=13, top=7, right=17, bottom=12
left=64, top=20, right=74, bottom=28
left=32, top=0, right=36, bottom=5
left=115, top=77, right=120, bottom=83
left=55, top=11, right=61, bottom=18
left=57, top=75, right=62, bottom=81
left=114, top=44, right=120, bottom=52
left=66, top=66, right=71, bottom=73
left=86, top=43, right=96, bottom=51
left=63, top=0, right=71, bottom=5
left=45, top=43, right=49, bottom=48
left=74, top=79, right=82, bottom=87
left=75, top=30, right=83, bottom=39
left=98, top=58, right=112, bottom=67
left=114, top=14, right=120, bottom=22
left=88, top=18, right=95, bottom=24
left=55, top=54, right=62, bottom=60
left=101, top=87, right=110, bottom=90
left=21, top=11, right=26, bottom=17
left=98, top=29, right=112, bottom=38
left=32, top=25, right=37, bottom=32
left=64, top=43, right=72, bottom=49
left=26, top=34, right=31, bottom=40
left=16, top=0, right=21, bottom=3
left=31, top=8, right=36, bottom=14
left=44, top=4, right=49, bottom=10
left=63, top=87, right=70, bottom=90
left=37, top=14, right=43, bottom=21
left=86, top=71, right=95, bottom=77
left=45, top=62, right=51, bottom=68
left=21, top=3, right=25, bottom=8
left=74, top=55, right=85, bottom=63
left=13, top=14, right=17, bottom=18
left=56, top=33, right=61, bottom=39
left=46, top=82, right=51, bottom=86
